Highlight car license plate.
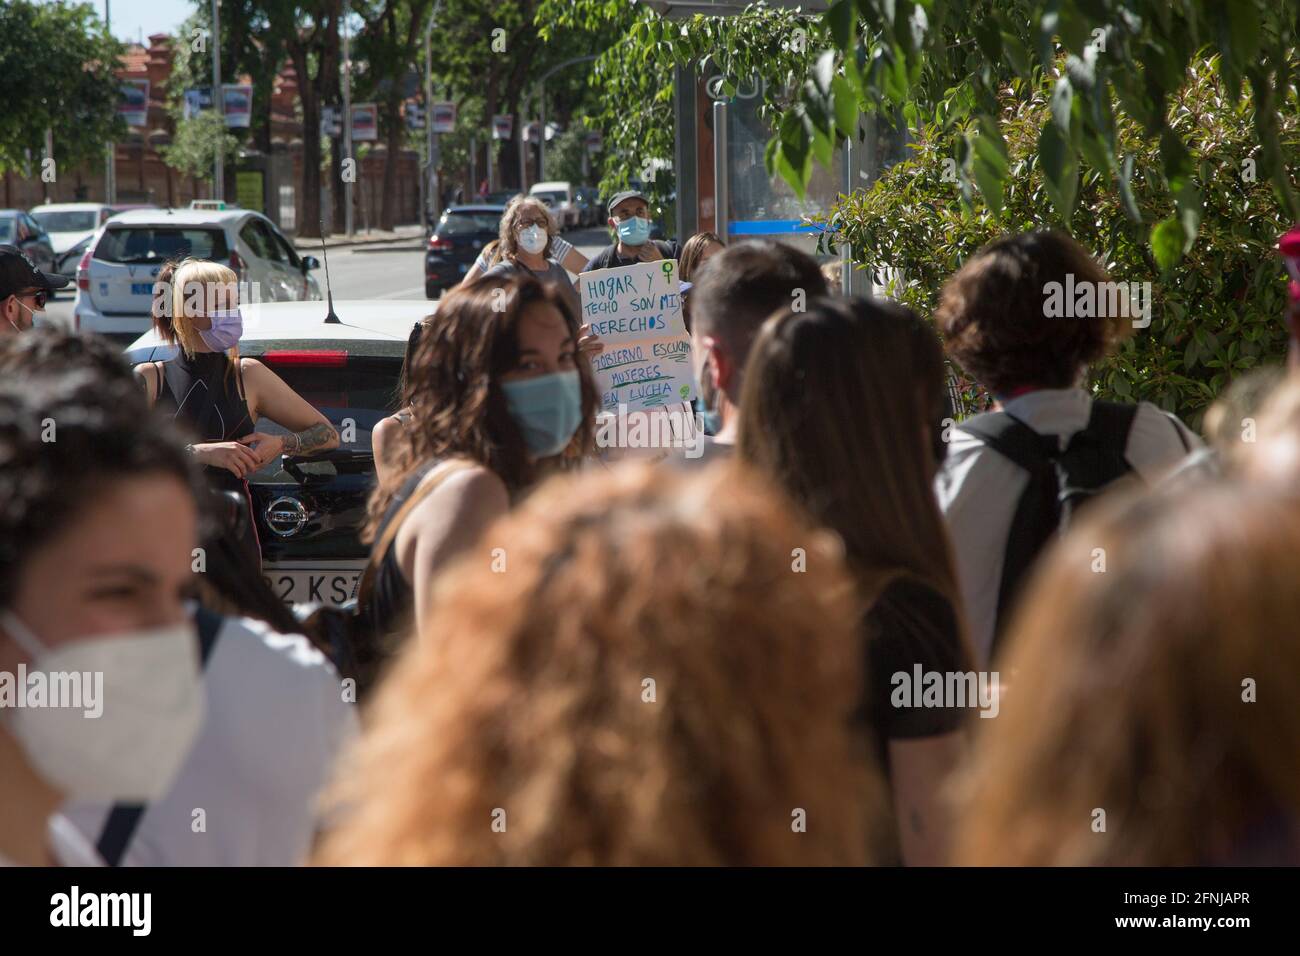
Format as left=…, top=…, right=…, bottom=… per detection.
left=264, top=564, right=364, bottom=606
left=131, top=282, right=153, bottom=294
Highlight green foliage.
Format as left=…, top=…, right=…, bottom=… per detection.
left=544, top=124, right=593, bottom=183
left=786, top=0, right=1300, bottom=267
left=537, top=1, right=824, bottom=208
left=160, top=112, right=241, bottom=183
left=0, top=0, right=126, bottom=173
left=833, top=58, right=1299, bottom=422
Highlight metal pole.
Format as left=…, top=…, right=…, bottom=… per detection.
left=517, top=91, right=527, bottom=192
left=538, top=82, right=546, bottom=180
left=712, top=99, right=728, bottom=243
left=486, top=130, right=494, bottom=194
left=342, top=2, right=353, bottom=237
left=105, top=0, right=115, bottom=203
left=469, top=135, right=477, bottom=197
left=212, top=0, right=223, bottom=200
left=424, top=0, right=443, bottom=236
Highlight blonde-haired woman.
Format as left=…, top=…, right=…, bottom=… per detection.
left=479, top=195, right=582, bottom=317
left=133, top=258, right=338, bottom=566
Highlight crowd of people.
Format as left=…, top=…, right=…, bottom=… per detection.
left=2, top=198, right=1299, bottom=867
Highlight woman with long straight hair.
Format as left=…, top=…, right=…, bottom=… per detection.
left=359, top=273, right=599, bottom=647
left=737, top=295, right=973, bottom=865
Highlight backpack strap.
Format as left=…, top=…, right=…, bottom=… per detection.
left=354, top=458, right=478, bottom=608
left=95, top=606, right=223, bottom=867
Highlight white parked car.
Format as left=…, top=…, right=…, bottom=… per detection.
left=30, top=202, right=123, bottom=279
left=74, top=203, right=321, bottom=342
left=529, top=180, right=579, bottom=230
left=125, top=299, right=432, bottom=607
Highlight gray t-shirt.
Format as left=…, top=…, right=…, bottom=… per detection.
left=484, top=259, right=581, bottom=317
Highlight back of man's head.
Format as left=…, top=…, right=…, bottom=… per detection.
left=690, top=241, right=828, bottom=395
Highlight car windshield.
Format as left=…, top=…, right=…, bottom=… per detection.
left=533, top=191, right=566, bottom=204
left=33, top=211, right=97, bottom=232
left=0, top=218, right=13, bottom=243
left=438, top=212, right=501, bottom=236
left=95, top=226, right=229, bottom=264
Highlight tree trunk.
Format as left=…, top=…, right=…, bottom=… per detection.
left=289, top=40, right=322, bottom=239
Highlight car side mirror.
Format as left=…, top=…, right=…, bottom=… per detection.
left=301, top=255, right=320, bottom=271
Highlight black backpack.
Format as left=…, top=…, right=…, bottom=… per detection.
left=957, top=401, right=1139, bottom=654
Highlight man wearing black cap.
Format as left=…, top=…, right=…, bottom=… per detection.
left=0, top=245, right=70, bottom=334
left=582, top=191, right=678, bottom=273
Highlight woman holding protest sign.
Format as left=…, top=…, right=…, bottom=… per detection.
left=358, top=274, right=599, bottom=647
left=480, top=196, right=583, bottom=317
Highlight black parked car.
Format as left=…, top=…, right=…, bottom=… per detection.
left=424, top=205, right=505, bottom=298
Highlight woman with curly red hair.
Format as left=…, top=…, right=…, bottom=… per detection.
left=317, top=464, right=888, bottom=866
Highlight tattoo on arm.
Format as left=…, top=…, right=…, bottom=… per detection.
left=288, top=422, right=338, bottom=456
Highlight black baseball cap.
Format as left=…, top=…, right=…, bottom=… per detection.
left=607, top=190, right=649, bottom=215
left=0, top=245, right=71, bottom=300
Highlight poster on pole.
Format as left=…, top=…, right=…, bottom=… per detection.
left=221, top=84, right=252, bottom=128
left=431, top=102, right=456, bottom=133
left=183, top=87, right=213, bottom=120
left=351, top=103, right=378, bottom=142
left=491, top=114, right=513, bottom=141
left=119, top=79, right=150, bottom=128
left=579, top=259, right=695, bottom=412
left=584, top=130, right=603, bottom=152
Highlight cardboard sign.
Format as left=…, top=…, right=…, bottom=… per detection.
left=579, top=259, right=695, bottom=412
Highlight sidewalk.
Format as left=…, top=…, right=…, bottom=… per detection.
left=294, top=223, right=424, bottom=252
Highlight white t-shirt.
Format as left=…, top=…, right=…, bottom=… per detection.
left=936, top=388, right=1200, bottom=666
left=55, top=615, right=358, bottom=867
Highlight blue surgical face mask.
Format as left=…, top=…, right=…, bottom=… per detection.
left=616, top=216, right=651, bottom=246
left=199, top=308, right=243, bottom=352
left=501, top=369, right=583, bottom=458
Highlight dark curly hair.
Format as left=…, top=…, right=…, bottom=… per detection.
left=0, top=376, right=200, bottom=609
left=934, top=230, right=1130, bottom=394
left=0, top=326, right=135, bottom=385
left=363, top=273, right=598, bottom=543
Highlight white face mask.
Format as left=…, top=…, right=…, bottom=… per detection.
left=518, top=224, right=548, bottom=255
left=1, top=610, right=205, bottom=803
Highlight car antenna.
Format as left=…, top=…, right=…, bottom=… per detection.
left=319, top=218, right=340, bottom=323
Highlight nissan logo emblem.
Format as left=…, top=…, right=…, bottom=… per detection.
left=265, top=496, right=309, bottom=537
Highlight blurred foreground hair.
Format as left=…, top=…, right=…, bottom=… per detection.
left=953, top=482, right=1300, bottom=865
left=317, top=463, right=887, bottom=865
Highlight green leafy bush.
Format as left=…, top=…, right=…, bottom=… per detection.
left=833, top=58, right=1299, bottom=425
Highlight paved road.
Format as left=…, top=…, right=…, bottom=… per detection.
left=42, top=226, right=613, bottom=335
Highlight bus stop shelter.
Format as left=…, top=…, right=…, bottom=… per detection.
left=642, top=0, right=905, bottom=295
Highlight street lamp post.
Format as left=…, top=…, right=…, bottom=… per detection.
left=212, top=0, right=223, bottom=200
left=105, top=0, right=115, bottom=203
left=424, top=0, right=444, bottom=237
left=524, top=56, right=596, bottom=186
left=343, top=1, right=353, bottom=237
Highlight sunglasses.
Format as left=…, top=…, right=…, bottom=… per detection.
left=15, top=289, right=47, bottom=309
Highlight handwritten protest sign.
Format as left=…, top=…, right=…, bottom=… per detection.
left=579, top=259, right=695, bottom=413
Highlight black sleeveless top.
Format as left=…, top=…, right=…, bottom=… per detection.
left=366, top=459, right=442, bottom=639
left=155, top=350, right=254, bottom=492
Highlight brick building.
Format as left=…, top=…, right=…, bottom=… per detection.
left=0, top=33, right=421, bottom=235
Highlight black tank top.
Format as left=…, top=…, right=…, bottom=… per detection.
left=155, top=350, right=254, bottom=492
left=366, top=459, right=442, bottom=639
